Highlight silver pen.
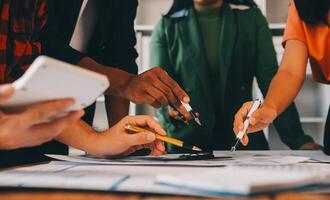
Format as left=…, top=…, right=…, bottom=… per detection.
left=231, top=99, right=262, bottom=152
left=170, top=101, right=202, bottom=126
left=180, top=101, right=202, bottom=126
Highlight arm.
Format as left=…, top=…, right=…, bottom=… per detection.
left=42, top=1, right=191, bottom=119
left=98, top=0, right=135, bottom=124
left=263, top=40, right=308, bottom=114
left=234, top=40, right=309, bottom=145
left=150, top=19, right=185, bottom=122
left=254, top=10, right=314, bottom=149
left=0, top=85, right=83, bottom=150
left=55, top=115, right=166, bottom=157
left=233, top=2, right=311, bottom=146
left=77, top=55, right=192, bottom=120
left=105, top=95, right=129, bottom=127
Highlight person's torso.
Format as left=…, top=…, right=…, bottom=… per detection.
left=156, top=4, right=270, bottom=151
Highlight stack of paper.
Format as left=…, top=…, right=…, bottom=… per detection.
left=156, top=166, right=330, bottom=196
left=46, top=154, right=310, bottom=167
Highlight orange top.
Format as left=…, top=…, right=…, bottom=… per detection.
left=283, top=1, right=330, bottom=84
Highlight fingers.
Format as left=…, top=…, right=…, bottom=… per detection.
left=168, top=107, right=179, bottom=118
left=125, top=131, right=156, bottom=146
left=241, top=134, right=249, bottom=146
left=156, top=67, right=189, bottom=103
left=156, top=140, right=165, bottom=152
left=151, top=80, right=177, bottom=106
left=146, top=85, right=169, bottom=106
left=31, top=110, right=84, bottom=144
left=233, top=101, right=254, bottom=134
left=172, top=104, right=191, bottom=120
left=0, top=84, right=14, bottom=101
left=144, top=94, right=162, bottom=108
left=153, top=68, right=191, bottom=120
left=246, top=122, right=269, bottom=134
left=125, top=115, right=166, bottom=136
left=21, top=99, right=75, bottom=125
left=250, top=109, right=273, bottom=125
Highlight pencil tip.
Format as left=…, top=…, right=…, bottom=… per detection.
left=195, top=118, right=202, bottom=126
left=193, top=146, right=203, bottom=152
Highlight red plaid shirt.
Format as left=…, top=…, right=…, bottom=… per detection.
left=0, top=0, right=47, bottom=83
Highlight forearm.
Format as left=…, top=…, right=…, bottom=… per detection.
left=78, top=57, right=136, bottom=97
left=263, top=40, right=308, bottom=116
left=264, top=68, right=305, bottom=115
left=106, top=95, right=129, bottom=127
left=55, top=119, right=101, bottom=155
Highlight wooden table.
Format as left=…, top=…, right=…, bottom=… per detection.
left=0, top=191, right=329, bottom=200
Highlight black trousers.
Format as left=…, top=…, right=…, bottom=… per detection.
left=324, top=106, right=330, bottom=155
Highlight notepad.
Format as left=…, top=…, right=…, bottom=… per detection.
left=0, top=56, right=109, bottom=111
left=156, top=166, right=330, bottom=195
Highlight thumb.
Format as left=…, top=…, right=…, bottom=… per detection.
left=0, top=84, right=14, bottom=101
left=251, top=107, right=275, bottom=126
left=250, top=108, right=268, bottom=126
left=126, top=132, right=156, bottom=146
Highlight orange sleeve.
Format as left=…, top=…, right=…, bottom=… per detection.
left=282, top=1, right=307, bottom=47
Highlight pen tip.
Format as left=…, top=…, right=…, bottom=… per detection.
left=230, top=147, right=236, bottom=152
left=192, top=146, right=203, bottom=152
left=195, top=118, right=202, bottom=126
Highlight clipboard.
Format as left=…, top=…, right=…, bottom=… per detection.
left=0, top=56, right=109, bottom=111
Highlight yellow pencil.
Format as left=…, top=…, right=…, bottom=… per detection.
left=124, top=124, right=202, bottom=152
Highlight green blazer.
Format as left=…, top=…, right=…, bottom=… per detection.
left=150, top=3, right=314, bottom=151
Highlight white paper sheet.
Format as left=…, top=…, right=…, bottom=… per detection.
left=0, top=161, right=213, bottom=197
left=46, top=153, right=310, bottom=167
left=156, top=165, right=330, bottom=195
left=0, top=162, right=126, bottom=191
left=0, top=151, right=327, bottom=197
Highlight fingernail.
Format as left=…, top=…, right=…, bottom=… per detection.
left=183, top=96, right=190, bottom=103
left=146, top=133, right=156, bottom=141
left=0, top=85, right=13, bottom=94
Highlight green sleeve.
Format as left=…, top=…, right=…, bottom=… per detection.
left=254, top=9, right=314, bottom=149
left=150, top=18, right=176, bottom=129
left=150, top=18, right=175, bottom=77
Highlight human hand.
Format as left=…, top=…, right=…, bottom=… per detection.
left=168, top=106, right=199, bottom=125
left=233, top=101, right=277, bottom=146
left=92, top=115, right=166, bottom=157
left=123, top=67, right=191, bottom=120
left=299, top=142, right=323, bottom=150
left=0, top=84, right=84, bottom=150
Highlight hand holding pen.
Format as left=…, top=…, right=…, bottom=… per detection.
left=233, top=99, right=278, bottom=149
left=231, top=99, right=262, bottom=152
left=168, top=101, right=201, bottom=126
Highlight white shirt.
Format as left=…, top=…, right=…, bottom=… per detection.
left=70, top=0, right=97, bottom=53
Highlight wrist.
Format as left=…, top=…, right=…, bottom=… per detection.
left=77, top=57, right=136, bottom=97
left=262, top=101, right=278, bottom=118
left=83, top=132, right=105, bottom=157
left=106, top=68, right=136, bottom=97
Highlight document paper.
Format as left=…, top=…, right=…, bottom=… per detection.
left=46, top=153, right=310, bottom=167
left=157, top=165, right=330, bottom=195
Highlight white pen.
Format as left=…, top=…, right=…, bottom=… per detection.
left=231, top=99, right=262, bottom=152
left=180, top=100, right=202, bottom=126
